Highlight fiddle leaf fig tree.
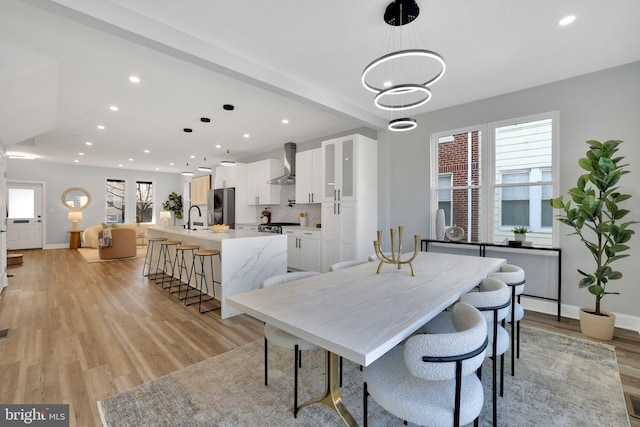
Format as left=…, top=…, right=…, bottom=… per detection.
left=162, top=192, right=183, bottom=220
left=550, top=140, right=636, bottom=315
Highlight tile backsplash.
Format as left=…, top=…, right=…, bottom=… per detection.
left=256, top=185, right=321, bottom=227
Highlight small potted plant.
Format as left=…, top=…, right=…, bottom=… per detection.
left=550, top=140, right=636, bottom=340
left=511, top=226, right=530, bottom=242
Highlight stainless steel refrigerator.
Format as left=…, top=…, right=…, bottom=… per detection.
left=207, top=188, right=235, bottom=228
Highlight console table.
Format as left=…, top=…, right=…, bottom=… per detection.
left=421, top=239, right=562, bottom=320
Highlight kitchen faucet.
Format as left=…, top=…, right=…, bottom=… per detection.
left=187, top=204, right=201, bottom=230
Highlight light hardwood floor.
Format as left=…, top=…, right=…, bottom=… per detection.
left=0, top=249, right=638, bottom=426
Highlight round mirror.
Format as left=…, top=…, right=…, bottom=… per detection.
left=62, top=187, right=91, bottom=210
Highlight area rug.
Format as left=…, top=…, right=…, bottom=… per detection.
left=78, top=247, right=146, bottom=263
left=97, top=326, right=630, bottom=426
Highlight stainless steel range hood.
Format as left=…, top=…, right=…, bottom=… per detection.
left=267, top=142, right=296, bottom=185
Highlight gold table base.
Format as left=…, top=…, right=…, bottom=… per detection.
left=298, top=351, right=358, bottom=427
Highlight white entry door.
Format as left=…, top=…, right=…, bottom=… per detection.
left=7, top=182, right=44, bottom=250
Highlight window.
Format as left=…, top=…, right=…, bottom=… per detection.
left=437, top=174, right=453, bottom=226
left=136, top=181, right=153, bottom=223
left=106, top=179, right=125, bottom=223
left=433, top=131, right=482, bottom=242
left=431, top=112, right=558, bottom=247
left=500, top=172, right=530, bottom=227
left=8, top=188, right=35, bottom=218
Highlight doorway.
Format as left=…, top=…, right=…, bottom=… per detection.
left=7, top=182, right=44, bottom=250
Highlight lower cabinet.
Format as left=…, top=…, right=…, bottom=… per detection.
left=283, top=227, right=321, bottom=272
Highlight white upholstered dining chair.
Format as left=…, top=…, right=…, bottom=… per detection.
left=261, top=271, right=321, bottom=418
left=329, top=259, right=369, bottom=271
left=488, top=264, right=525, bottom=376
left=363, top=302, right=488, bottom=427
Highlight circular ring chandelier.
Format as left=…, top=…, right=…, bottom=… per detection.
left=388, top=117, right=417, bottom=132
left=374, top=84, right=432, bottom=111
left=361, top=49, right=446, bottom=94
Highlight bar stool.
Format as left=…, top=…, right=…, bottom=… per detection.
left=143, top=237, right=167, bottom=278
left=172, top=244, right=199, bottom=299
left=155, top=240, right=182, bottom=289
left=185, top=249, right=221, bottom=313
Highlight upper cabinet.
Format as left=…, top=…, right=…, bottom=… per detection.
left=214, top=165, right=237, bottom=189
left=322, top=134, right=376, bottom=203
left=295, top=148, right=322, bottom=204
left=191, top=174, right=211, bottom=205
left=246, top=158, right=282, bottom=205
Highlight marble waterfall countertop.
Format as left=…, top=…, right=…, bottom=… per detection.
left=147, top=226, right=287, bottom=318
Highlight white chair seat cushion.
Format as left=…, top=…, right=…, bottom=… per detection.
left=506, top=302, right=524, bottom=322
left=365, top=346, right=484, bottom=427
left=264, top=323, right=318, bottom=351
left=486, top=325, right=510, bottom=357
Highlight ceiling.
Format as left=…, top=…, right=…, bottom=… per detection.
left=1, top=0, right=639, bottom=174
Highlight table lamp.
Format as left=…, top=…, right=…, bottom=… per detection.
left=68, top=211, right=83, bottom=231
left=160, top=210, right=172, bottom=227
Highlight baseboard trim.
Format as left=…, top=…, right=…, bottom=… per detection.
left=521, top=297, right=640, bottom=335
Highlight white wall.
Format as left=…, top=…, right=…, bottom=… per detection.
left=378, top=61, right=640, bottom=322
left=6, top=160, right=183, bottom=247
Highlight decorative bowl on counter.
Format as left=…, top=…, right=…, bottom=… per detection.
left=209, top=224, right=230, bottom=233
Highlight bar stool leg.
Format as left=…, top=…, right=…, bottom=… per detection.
left=144, top=238, right=167, bottom=279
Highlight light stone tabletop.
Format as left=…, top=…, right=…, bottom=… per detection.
left=228, top=251, right=506, bottom=367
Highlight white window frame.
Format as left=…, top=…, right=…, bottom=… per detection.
left=430, top=110, right=559, bottom=246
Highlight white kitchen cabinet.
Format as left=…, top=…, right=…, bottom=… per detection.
left=214, top=165, right=237, bottom=189
left=246, top=159, right=282, bottom=205
left=283, top=227, right=321, bottom=272
left=295, top=148, right=322, bottom=204
left=321, top=134, right=377, bottom=271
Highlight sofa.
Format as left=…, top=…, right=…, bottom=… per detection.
left=98, top=227, right=137, bottom=259
left=83, top=223, right=148, bottom=249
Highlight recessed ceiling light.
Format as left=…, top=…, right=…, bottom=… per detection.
left=282, top=119, right=289, bottom=124
left=128, top=158, right=134, bottom=162
left=79, top=152, right=84, bottom=156
left=181, top=171, right=195, bottom=176
left=118, top=163, right=123, bottom=167
left=109, top=105, right=119, bottom=111
left=129, top=75, right=140, bottom=83
left=155, top=167, right=160, bottom=170
left=190, top=155, right=196, bottom=159
left=97, top=125, right=105, bottom=130
left=243, top=134, right=250, bottom=138
left=85, top=141, right=92, bottom=146
left=144, top=149, right=150, bottom=153
left=559, top=15, right=576, bottom=26
left=74, top=159, right=79, bottom=163
left=170, top=162, right=175, bottom=166
left=215, top=144, right=221, bottom=149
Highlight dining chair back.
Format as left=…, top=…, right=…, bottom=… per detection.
left=364, top=302, right=488, bottom=427
left=488, top=264, right=526, bottom=376
left=460, top=277, right=511, bottom=427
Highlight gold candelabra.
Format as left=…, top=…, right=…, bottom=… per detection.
left=373, top=226, right=420, bottom=276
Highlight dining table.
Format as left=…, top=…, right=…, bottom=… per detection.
left=227, top=251, right=506, bottom=426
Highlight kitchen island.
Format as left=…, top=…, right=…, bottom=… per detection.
left=147, top=226, right=287, bottom=318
